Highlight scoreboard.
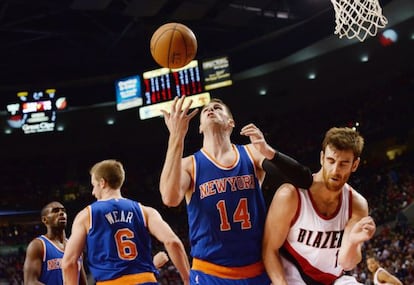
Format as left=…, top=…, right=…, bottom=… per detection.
left=143, top=60, right=203, bottom=105
left=6, top=89, right=67, bottom=134
left=115, top=56, right=233, bottom=120
left=143, top=67, right=173, bottom=105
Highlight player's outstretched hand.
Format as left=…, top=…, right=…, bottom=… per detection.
left=160, top=96, right=199, bottom=138
left=240, top=123, right=268, bottom=153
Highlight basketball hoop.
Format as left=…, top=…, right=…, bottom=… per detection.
left=331, top=0, right=388, bottom=42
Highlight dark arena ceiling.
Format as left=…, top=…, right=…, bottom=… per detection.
left=0, top=0, right=412, bottom=102
left=0, top=0, right=413, bottom=154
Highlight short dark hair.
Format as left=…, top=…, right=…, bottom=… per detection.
left=322, top=127, right=364, bottom=159
left=40, top=201, right=64, bottom=218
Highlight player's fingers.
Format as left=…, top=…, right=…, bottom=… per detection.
left=187, top=108, right=199, bottom=120
left=241, top=129, right=262, bottom=138
left=240, top=123, right=255, bottom=132
left=160, top=109, right=169, bottom=122
left=160, top=109, right=168, bottom=117
left=171, top=96, right=179, bottom=113
left=182, top=98, right=193, bottom=113
left=240, top=128, right=258, bottom=134
left=360, top=216, right=375, bottom=226
left=176, top=95, right=186, bottom=112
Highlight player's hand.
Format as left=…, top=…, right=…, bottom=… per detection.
left=153, top=251, right=169, bottom=269
left=240, top=123, right=268, bottom=153
left=349, top=216, right=376, bottom=244
left=160, top=96, right=199, bottom=137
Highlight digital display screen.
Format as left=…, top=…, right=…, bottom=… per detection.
left=113, top=57, right=231, bottom=120
left=115, top=75, right=143, bottom=111
left=170, top=60, right=203, bottom=97
left=202, top=56, right=233, bottom=91
left=143, top=67, right=173, bottom=105
left=6, top=89, right=67, bottom=134
left=142, top=60, right=203, bottom=106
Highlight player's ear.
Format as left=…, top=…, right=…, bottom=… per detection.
left=319, top=150, right=324, bottom=165
left=351, top=157, right=360, bottom=172
left=228, top=118, right=235, bottom=128
left=99, top=178, right=106, bottom=188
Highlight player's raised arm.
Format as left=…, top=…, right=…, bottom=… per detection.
left=159, top=96, right=198, bottom=207
left=240, top=123, right=312, bottom=189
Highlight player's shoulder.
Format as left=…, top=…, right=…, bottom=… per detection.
left=347, top=184, right=369, bottom=214
left=182, top=154, right=195, bottom=169
left=269, top=183, right=299, bottom=214
left=244, top=143, right=265, bottom=164
left=26, top=236, right=44, bottom=255
left=140, top=204, right=160, bottom=215
left=347, top=184, right=367, bottom=202
left=183, top=154, right=193, bottom=162
left=275, top=183, right=299, bottom=200
left=73, top=206, right=91, bottom=226
left=243, top=143, right=256, bottom=154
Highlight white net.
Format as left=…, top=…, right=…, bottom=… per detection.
left=331, top=0, right=388, bottom=42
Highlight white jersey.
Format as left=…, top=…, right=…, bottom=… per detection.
left=281, top=184, right=353, bottom=285
left=373, top=267, right=388, bottom=285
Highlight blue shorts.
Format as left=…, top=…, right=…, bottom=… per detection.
left=190, top=269, right=271, bottom=285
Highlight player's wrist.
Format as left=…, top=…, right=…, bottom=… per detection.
left=262, top=144, right=276, bottom=160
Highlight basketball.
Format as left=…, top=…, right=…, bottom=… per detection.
left=150, top=23, right=197, bottom=69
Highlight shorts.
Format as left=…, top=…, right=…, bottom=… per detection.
left=333, top=275, right=364, bottom=285
left=190, top=269, right=271, bottom=285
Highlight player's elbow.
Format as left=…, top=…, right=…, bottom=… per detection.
left=338, top=255, right=361, bottom=271
left=61, top=256, right=79, bottom=282
left=163, top=236, right=183, bottom=252
left=61, top=256, right=75, bottom=271
left=161, top=195, right=181, bottom=207
left=160, top=187, right=183, bottom=207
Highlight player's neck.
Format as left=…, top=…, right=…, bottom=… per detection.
left=309, top=187, right=341, bottom=217
left=310, top=171, right=343, bottom=203
left=99, top=188, right=122, bottom=201
left=203, top=138, right=233, bottom=156
left=202, top=143, right=237, bottom=167
left=46, top=230, right=66, bottom=243
left=203, top=130, right=231, bottom=151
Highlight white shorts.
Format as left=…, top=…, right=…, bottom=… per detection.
left=333, top=275, right=363, bottom=285
left=280, top=256, right=363, bottom=285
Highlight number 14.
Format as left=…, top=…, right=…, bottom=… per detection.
left=216, top=198, right=252, bottom=231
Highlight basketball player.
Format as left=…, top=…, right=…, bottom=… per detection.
left=263, top=127, right=376, bottom=285
left=159, top=96, right=312, bottom=284
left=23, top=201, right=87, bottom=285
left=366, top=256, right=403, bottom=285
left=61, top=159, right=190, bottom=285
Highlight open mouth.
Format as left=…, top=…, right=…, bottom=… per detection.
left=330, top=176, right=341, bottom=182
